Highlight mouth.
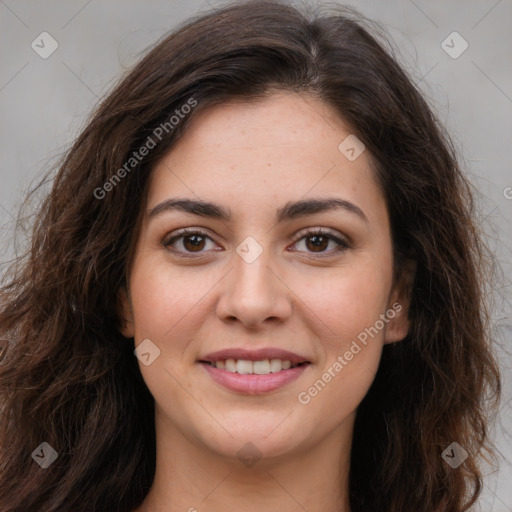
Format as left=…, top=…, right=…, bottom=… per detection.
left=199, top=358, right=309, bottom=375
left=198, top=348, right=311, bottom=394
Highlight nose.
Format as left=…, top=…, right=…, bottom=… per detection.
left=216, top=245, right=292, bottom=330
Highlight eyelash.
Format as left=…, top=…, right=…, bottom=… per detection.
left=162, top=227, right=351, bottom=258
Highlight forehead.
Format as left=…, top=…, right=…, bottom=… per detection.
left=167, top=92, right=355, bottom=160
left=146, top=92, right=384, bottom=225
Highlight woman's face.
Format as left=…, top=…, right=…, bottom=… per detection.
left=120, top=91, right=411, bottom=464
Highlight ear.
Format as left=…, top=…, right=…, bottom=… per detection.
left=117, top=286, right=135, bottom=338
left=384, top=258, right=416, bottom=344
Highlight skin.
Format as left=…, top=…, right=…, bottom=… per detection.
left=121, top=91, right=413, bottom=512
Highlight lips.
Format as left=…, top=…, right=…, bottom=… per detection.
left=198, top=347, right=311, bottom=394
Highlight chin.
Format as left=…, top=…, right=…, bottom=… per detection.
left=195, top=413, right=311, bottom=462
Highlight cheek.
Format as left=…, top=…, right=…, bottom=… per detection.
left=128, top=261, right=200, bottom=406
left=292, top=258, right=390, bottom=409
left=296, top=269, right=386, bottom=418
left=299, top=347, right=382, bottom=426
left=128, top=256, right=223, bottom=384
left=295, top=261, right=391, bottom=344
left=129, top=257, right=202, bottom=340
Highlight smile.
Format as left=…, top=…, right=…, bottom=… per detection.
left=202, top=358, right=307, bottom=375
left=199, top=360, right=311, bottom=394
left=198, top=347, right=311, bottom=393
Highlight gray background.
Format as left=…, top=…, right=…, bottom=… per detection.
left=0, top=0, right=511, bottom=509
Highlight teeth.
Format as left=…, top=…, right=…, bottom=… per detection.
left=236, top=359, right=253, bottom=374
left=225, top=359, right=236, bottom=372
left=281, top=360, right=291, bottom=370
left=253, top=360, right=270, bottom=374
left=269, top=358, right=283, bottom=373
left=212, top=358, right=300, bottom=374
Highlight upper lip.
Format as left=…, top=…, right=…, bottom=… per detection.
left=200, top=348, right=310, bottom=364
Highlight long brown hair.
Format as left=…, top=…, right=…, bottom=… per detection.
left=0, top=1, right=501, bottom=511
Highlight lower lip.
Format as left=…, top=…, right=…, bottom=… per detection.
left=200, top=363, right=310, bottom=394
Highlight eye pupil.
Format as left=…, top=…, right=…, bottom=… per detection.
left=306, top=235, right=328, bottom=252
left=184, top=234, right=206, bottom=251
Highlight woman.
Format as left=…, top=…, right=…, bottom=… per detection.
left=0, top=1, right=501, bottom=511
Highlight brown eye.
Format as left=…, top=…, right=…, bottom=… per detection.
left=305, top=234, right=330, bottom=252
left=182, top=234, right=207, bottom=252
left=291, top=228, right=350, bottom=256
left=163, top=229, right=218, bottom=256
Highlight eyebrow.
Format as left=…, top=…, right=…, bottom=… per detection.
left=147, top=197, right=368, bottom=224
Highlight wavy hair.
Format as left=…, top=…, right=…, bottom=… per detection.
left=0, top=1, right=501, bottom=511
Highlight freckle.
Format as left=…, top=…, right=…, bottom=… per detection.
left=267, top=163, right=271, bottom=167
